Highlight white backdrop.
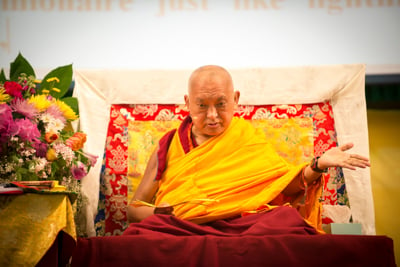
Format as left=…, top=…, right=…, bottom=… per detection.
left=1, top=0, right=399, bottom=74
left=74, top=64, right=376, bottom=237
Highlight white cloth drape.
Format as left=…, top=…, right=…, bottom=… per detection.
left=73, top=64, right=375, bottom=236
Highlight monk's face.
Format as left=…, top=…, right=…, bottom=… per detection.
left=185, top=66, right=240, bottom=140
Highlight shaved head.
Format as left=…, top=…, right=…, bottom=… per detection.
left=188, top=65, right=234, bottom=95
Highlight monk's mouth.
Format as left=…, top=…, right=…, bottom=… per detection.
left=207, top=123, right=219, bottom=128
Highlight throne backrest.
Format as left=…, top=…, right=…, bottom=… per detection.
left=96, top=102, right=344, bottom=236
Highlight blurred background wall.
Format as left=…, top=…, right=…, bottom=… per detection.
left=366, top=80, right=400, bottom=265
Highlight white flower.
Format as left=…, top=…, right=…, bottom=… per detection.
left=46, top=118, right=65, bottom=133
left=5, top=162, right=16, bottom=172
left=34, top=158, right=47, bottom=173
left=21, top=147, right=35, bottom=157
left=53, top=142, right=74, bottom=164
left=40, top=113, right=54, bottom=124
left=40, top=113, right=65, bottom=133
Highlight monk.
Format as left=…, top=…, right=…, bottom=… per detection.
left=126, top=65, right=370, bottom=231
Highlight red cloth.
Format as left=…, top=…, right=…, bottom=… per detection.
left=156, top=129, right=176, bottom=181
left=71, top=206, right=396, bottom=267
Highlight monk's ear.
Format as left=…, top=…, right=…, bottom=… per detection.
left=234, top=91, right=240, bottom=105
left=184, top=95, right=189, bottom=108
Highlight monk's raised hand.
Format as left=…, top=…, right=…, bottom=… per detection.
left=318, top=143, right=371, bottom=170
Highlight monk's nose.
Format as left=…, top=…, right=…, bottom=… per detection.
left=207, top=106, right=218, bottom=119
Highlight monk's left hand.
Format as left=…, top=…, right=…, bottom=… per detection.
left=318, top=143, right=371, bottom=170
left=154, top=202, right=175, bottom=216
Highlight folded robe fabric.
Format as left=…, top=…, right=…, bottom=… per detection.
left=71, top=207, right=396, bottom=267
left=155, top=116, right=323, bottom=229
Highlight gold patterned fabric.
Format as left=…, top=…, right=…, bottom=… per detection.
left=0, top=193, right=76, bottom=267
left=127, top=120, right=181, bottom=200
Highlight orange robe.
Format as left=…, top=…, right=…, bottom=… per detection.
left=155, top=116, right=323, bottom=230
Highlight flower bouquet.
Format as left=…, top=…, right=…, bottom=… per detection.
left=0, top=53, right=97, bottom=193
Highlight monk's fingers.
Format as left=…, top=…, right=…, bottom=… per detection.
left=154, top=205, right=174, bottom=215
left=339, top=143, right=354, bottom=152
left=349, top=154, right=371, bottom=166
left=342, top=156, right=370, bottom=169
left=349, top=153, right=370, bottom=161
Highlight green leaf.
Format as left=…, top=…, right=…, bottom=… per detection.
left=15, top=167, right=29, bottom=181
left=39, top=64, right=72, bottom=99
left=0, top=69, right=6, bottom=83
left=10, top=53, right=35, bottom=81
left=62, top=96, right=79, bottom=116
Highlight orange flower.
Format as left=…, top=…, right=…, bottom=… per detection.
left=66, top=132, right=87, bottom=151
left=45, top=132, right=58, bottom=143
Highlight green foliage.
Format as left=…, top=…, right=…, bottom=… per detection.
left=39, top=64, right=73, bottom=99
left=9, top=53, right=35, bottom=81
left=0, top=69, right=6, bottom=83
left=62, top=96, right=80, bottom=116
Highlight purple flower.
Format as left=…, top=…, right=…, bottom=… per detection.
left=32, top=141, right=48, bottom=157
left=71, top=161, right=87, bottom=180
left=10, top=98, right=39, bottom=119
left=9, top=118, right=41, bottom=142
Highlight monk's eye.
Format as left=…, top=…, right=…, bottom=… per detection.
left=216, top=102, right=226, bottom=108
left=198, top=104, right=207, bottom=109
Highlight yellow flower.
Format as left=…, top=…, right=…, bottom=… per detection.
left=46, top=148, right=57, bottom=161
left=46, top=77, right=60, bottom=83
left=28, top=94, right=52, bottom=111
left=0, top=88, right=10, bottom=103
left=55, top=99, right=78, bottom=121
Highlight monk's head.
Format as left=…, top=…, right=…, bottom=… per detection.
left=184, top=65, right=240, bottom=140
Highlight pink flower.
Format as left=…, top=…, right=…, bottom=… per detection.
left=10, top=98, right=39, bottom=119
left=0, top=104, right=13, bottom=142
left=9, top=118, right=41, bottom=142
left=71, top=161, right=87, bottom=180
left=4, top=81, right=23, bottom=99
left=83, top=151, right=98, bottom=167
left=46, top=105, right=66, bottom=124
left=0, top=104, right=12, bottom=130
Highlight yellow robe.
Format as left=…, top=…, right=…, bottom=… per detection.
left=155, top=117, right=323, bottom=229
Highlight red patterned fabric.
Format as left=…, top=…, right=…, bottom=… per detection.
left=96, top=102, right=344, bottom=236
